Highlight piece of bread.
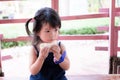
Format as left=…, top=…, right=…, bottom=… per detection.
left=40, top=41, right=57, bottom=50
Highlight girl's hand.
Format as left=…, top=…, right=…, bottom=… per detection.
left=51, top=45, right=61, bottom=61
left=39, top=47, right=50, bottom=60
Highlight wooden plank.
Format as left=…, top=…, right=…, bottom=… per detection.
left=95, top=46, right=108, bottom=51
left=99, top=8, right=109, bottom=13
left=1, top=55, right=12, bottom=61
left=59, top=35, right=109, bottom=40
left=0, top=19, right=29, bottom=24
left=66, top=75, right=120, bottom=80
left=99, top=7, right=120, bottom=16
left=2, top=36, right=32, bottom=42
left=95, top=47, right=120, bottom=51
left=61, top=13, right=109, bottom=20
left=0, top=34, right=3, bottom=40
left=0, top=75, right=120, bottom=80
left=0, top=0, right=16, bottom=1
left=97, top=26, right=109, bottom=32
left=0, top=13, right=109, bottom=24
left=1, top=35, right=109, bottom=42
left=0, top=8, right=119, bottom=24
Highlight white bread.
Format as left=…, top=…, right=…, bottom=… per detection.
left=40, top=41, right=57, bottom=50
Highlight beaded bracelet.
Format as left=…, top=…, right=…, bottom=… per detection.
left=54, top=51, right=66, bottom=64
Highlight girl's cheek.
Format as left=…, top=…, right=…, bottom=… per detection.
left=55, top=34, right=59, bottom=39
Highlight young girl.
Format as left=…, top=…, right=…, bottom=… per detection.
left=25, top=7, right=70, bottom=80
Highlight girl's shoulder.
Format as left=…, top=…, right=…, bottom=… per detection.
left=31, top=45, right=39, bottom=57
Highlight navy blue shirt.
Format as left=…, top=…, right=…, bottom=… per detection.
left=30, top=42, right=67, bottom=80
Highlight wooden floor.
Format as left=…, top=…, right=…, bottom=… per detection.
left=0, top=75, right=120, bottom=80
left=67, top=75, right=120, bottom=80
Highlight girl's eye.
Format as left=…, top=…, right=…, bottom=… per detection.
left=46, top=30, right=50, bottom=32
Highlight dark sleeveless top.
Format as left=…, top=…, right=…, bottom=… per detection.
left=30, top=42, right=67, bottom=80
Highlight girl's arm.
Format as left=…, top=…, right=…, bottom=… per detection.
left=29, top=46, right=49, bottom=75
left=52, top=44, right=70, bottom=70
left=59, top=44, right=70, bottom=70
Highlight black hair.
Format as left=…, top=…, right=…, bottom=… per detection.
left=25, top=7, right=61, bottom=45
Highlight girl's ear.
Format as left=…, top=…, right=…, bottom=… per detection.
left=59, top=29, right=60, bottom=33
left=36, top=31, right=41, bottom=37
left=36, top=32, right=40, bottom=36
left=56, top=27, right=60, bottom=33
left=58, top=29, right=60, bottom=34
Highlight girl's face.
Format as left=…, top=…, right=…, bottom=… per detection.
left=38, top=23, right=60, bottom=43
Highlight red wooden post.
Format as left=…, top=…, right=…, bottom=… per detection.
left=0, top=34, right=4, bottom=76
left=51, top=0, right=59, bottom=13
left=108, top=0, right=119, bottom=74
left=109, top=0, right=116, bottom=57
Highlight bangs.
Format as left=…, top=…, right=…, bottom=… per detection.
left=42, top=12, right=61, bottom=28
left=34, top=7, right=61, bottom=29
left=44, top=18, right=61, bottom=28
